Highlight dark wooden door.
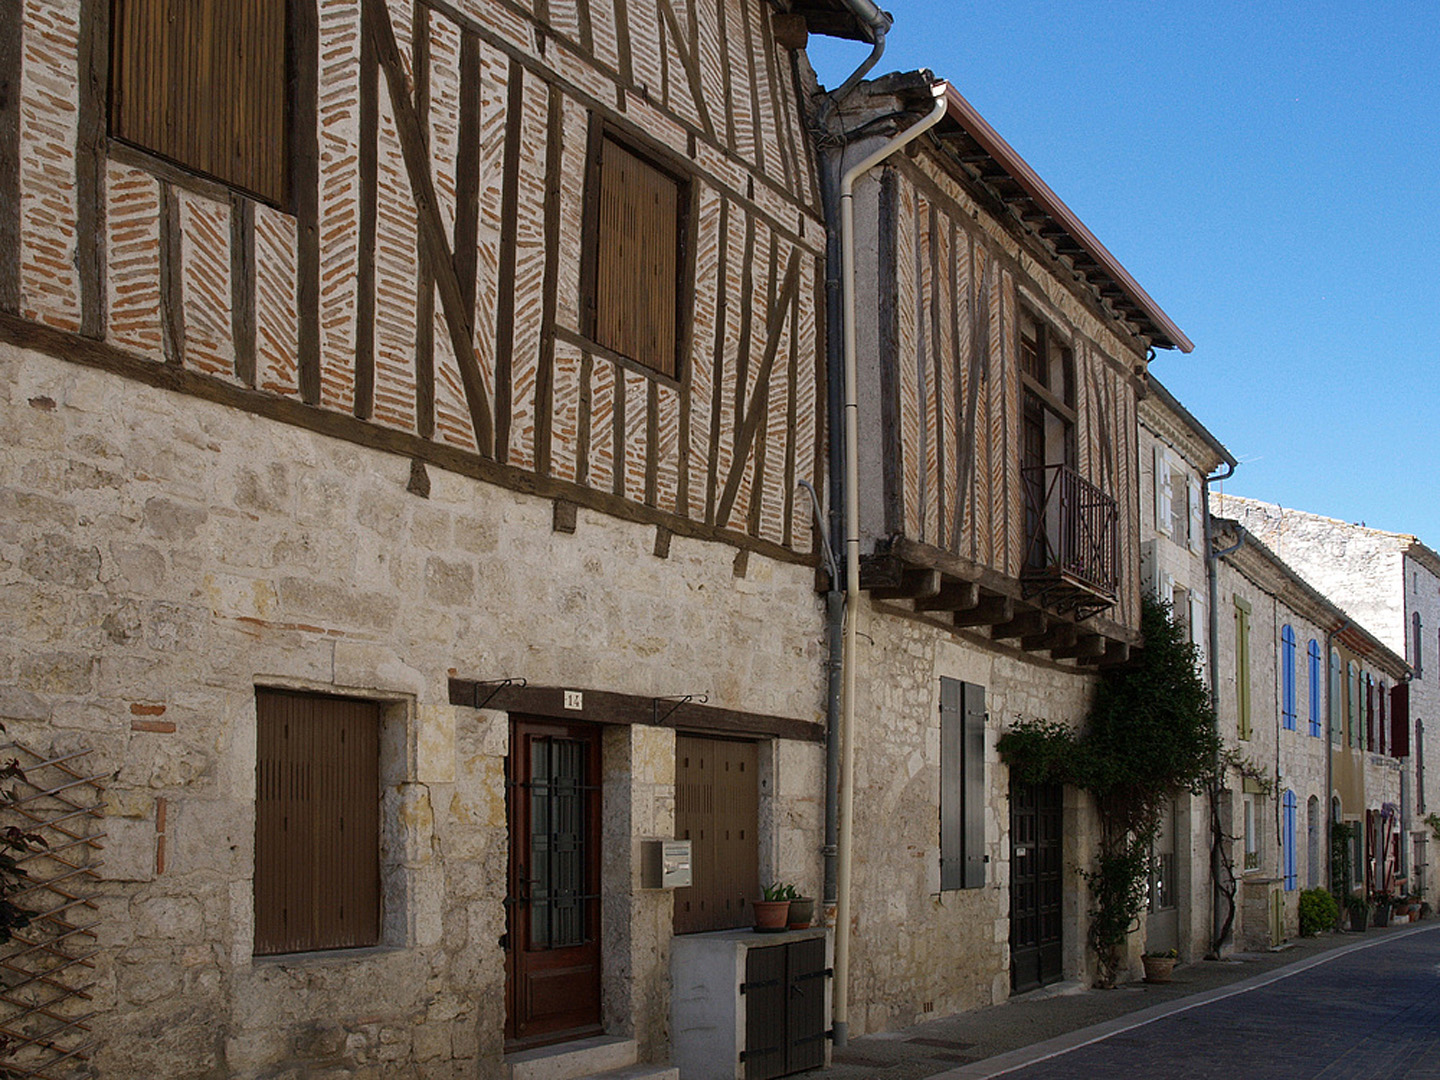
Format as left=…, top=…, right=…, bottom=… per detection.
left=1010, top=780, right=1063, bottom=994
left=742, top=937, right=828, bottom=1080
left=675, top=735, right=759, bottom=934
left=505, top=717, right=603, bottom=1048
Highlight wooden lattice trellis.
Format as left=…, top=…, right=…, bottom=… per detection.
left=0, top=742, right=106, bottom=1079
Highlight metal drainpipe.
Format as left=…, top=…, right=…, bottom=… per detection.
left=1203, top=464, right=1235, bottom=952
left=832, top=81, right=948, bottom=1051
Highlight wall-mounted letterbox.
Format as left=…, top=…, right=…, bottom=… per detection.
left=641, top=839, right=693, bottom=889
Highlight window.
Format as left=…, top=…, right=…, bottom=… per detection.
left=1153, top=445, right=1172, bottom=537
left=254, top=690, right=380, bottom=955
left=110, top=0, right=290, bottom=206
left=1329, top=650, right=1342, bottom=745
left=1282, top=791, right=1297, bottom=891
left=674, top=735, right=759, bottom=934
left=1414, top=611, right=1424, bottom=678
left=1168, top=463, right=1188, bottom=540
left=1347, top=662, right=1360, bottom=748
left=1308, top=639, right=1322, bottom=737
left=940, top=678, right=986, bottom=890
left=1243, top=794, right=1259, bottom=872
left=1235, top=597, right=1252, bottom=740
left=587, top=133, right=686, bottom=378
left=1281, top=625, right=1296, bottom=731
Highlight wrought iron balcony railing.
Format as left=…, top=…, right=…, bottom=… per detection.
left=1020, top=463, right=1119, bottom=618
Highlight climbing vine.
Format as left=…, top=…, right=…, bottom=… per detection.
left=998, top=595, right=1226, bottom=986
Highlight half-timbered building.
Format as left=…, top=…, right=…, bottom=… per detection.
left=0, top=0, right=847, bottom=1075
left=819, top=72, right=1195, bottom=1025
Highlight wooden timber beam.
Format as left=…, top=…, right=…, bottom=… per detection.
left=870, top=568, right=943, bottom=602
left=1022, top=622, right=1077, bottom=654
left=913, top=580, right=981, bottom=614
left=1080, top=640, right=1131, bottom=668
left=1051, top=634, right=1108, bottom=661
left=990, top=610, right=1046, bottom=641
left=953, top=594, right=1013, bottom=629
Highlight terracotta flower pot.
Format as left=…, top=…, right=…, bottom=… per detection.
left=753, top=900, right=790, bottom=932
left=1142, top=956, right=1175, bottom=983
left=786, top=896, right=815, bottom=930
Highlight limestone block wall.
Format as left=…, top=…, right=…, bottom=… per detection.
left=841, top=600, right=1101, bottom=1035
left=1403, top=553, right=1440, bottom=899
left=0, top=344, right=827, bottom=1077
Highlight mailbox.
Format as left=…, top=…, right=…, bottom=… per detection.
left=641, top=839, right=693, bottom=889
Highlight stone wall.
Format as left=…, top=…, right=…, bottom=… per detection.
left=0, top=344, right=827, bottom=1077
left=842, top=599, right=1101, bottom=1034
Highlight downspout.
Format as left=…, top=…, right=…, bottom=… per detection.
left=815, top=0, right=895, bottom=942
left=1203, top=465, right=1235, bottom=953
left=1324, top=617, right=1351, bottom=890
left=833, top=80, right=948, bottom=1051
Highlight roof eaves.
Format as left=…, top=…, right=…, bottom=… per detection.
left=939, top=84, right=1193, bottom=354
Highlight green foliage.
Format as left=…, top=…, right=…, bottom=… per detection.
left=1331, top=821, right=1356, bottom=895
left=1298, top=888, right=1338, bottom=936
left=998, top=595, right=1222, bottom=985
left=1425, top=812, right=1440, bottom=841
left=0, top=741, right=44, bottom=947
left=761, top=882, right=793, bottom=902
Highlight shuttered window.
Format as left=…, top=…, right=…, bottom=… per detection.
left=1235, top=598, right=1251, bottom=740
left=110, top=0, right=289, bottom=207
left=254, top=690, right=380, bottom=955
left=1392, top=681, right=1411, bottom=759
left=674, top=735, right=759, bottom=934
left=940, top=678, right=986, bottom=890
left=1281, top=625, right=1296, bottom=731
left=1414, top=611, right=1424, bottom=677
left=590, top=135, right=684, bottom=378
left=1308, top=639, right=1322, bottom=737
left=1329, top=651, right=1342, bottom=745
left=1347, top=662, right=1360, bottom=748
left=1282, top=791, right=1297, bottom=891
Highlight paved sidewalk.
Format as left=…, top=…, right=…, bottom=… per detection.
left=822, top=920, right=1435, bottom=1080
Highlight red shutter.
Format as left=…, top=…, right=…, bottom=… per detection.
left=1391, top=681, right=1411, bottom=759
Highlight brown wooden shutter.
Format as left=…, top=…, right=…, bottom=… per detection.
left=255, top=690, right=380, bottom=955
left=674, top=735, right=758, bottom=934
left=110, top=0, right=289, bottom=206
left=1391, top=681, right=1411, bottom=759
left=593, top=138, right=680, bottom=377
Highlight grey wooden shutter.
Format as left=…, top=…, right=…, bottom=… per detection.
left=962, top=682, right=987, bottom=889
left=940, top=678, right=986, bottom=891
left=940, top=677, right=963, bottom=891
left=1392, top=682, right=1411, bottom=759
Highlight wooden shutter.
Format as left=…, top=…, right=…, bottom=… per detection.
left=1235, top=599, right=1251, bottom=740
left=962, top=683, right=987, bottom=889
left=1281, top=626, right=1296, bottom=730
left=1414, top=612, right=1424, bottom=677
left=1308, top=640, right=1321, bottom=736
left=1187, top=477, right=1204, bottom=554
left=675, top=736, right=759, bottom=933
left=1153, top=446, right=1171, bottom=535
left=1189, top=593, right=1207, bottom=672
left=1392, top=681, right=1411, bottom=759
left=110, top=0, right=289, bottom=206
left=254, top=690, right=380, bottom=955
left=939, top=678, right=963, bottom=891
left=593, top=137, right=680, bottom=377
left=940, top=679, right=986, bottom=890
left=1282, top=791, right=1297, bottom=892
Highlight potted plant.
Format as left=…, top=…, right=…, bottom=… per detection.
left=1371, top=890, right=1394, bottom=928
left=1344, top=892, right=1372, bottom=932
left=753, top=883, right=791, bottom=932
left=783, top=885, right=815, bottom=930
left=1141, top=949, right=1177, bottom=984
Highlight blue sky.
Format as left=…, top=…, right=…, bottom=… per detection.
left=808, top=2, right=1440, bottom=547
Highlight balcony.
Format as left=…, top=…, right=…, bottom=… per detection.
left=1021, top=464, right=1118, bottom=620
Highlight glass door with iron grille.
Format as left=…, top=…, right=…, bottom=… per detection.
left=506, top=718, right=603, bottom=1048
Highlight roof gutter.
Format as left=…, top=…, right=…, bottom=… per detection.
left=825, top=0, right=893, bottom=101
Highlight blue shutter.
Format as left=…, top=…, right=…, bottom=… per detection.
left=1308, top=640, right=1321, bottom=737
left=1281, top=626, right=1296, bottom=731
left=1283, top=791, right=1297, bottom=891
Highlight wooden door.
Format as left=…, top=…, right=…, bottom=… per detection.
left=506, top=717, right=603, bottom=1048
left=1010, top=780, right=1063, bottom=994
left=1145, top=799, right=1178, bottom=954
left=675, top=735, right=759, bottom=934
